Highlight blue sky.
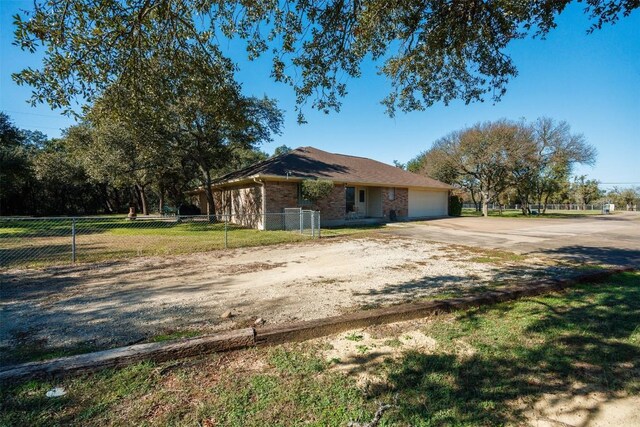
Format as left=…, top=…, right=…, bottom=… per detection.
left=1, top=1, right=639, bottom=187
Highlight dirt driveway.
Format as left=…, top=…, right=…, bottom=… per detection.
left=384, top=212, right=640, bottom=267
left=1, top=234, right=571, bottom=363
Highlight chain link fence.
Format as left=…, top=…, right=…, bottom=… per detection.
left=0, top=211, right=320, bottom=269
left=462, top=203, right=606, bottom=211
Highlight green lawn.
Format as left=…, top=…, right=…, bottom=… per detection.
left=462, top=208, right=603, bottom=218
left=2, top=272, right=637, bottom=426
left=0, top=217, right=377, bottom=269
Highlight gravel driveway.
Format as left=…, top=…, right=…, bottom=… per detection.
left=0, top=234, right=569, bottom=363
left=384, top=212, right=640, bottom=267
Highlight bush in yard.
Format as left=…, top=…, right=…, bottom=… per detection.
left=449, top=194, right=463, bottom=216
left=301, top=179, right=334, bottom=203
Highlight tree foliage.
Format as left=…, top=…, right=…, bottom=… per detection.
left=448, top=195, right=463, bottom=217
left=1, top=113, right=33, bottom=214
left=416, top=120, right=525, bottom=216
left=70, top=45, right=284, bottom=215
left=411, top=117, right=596, bottom=215
left=0, top=108, right=277, bottom=216
left=0, top=113, right=128, bottom=216
left=571, top=175, right=602, bottom=207
left=606, top=187, right=639, bottom=210
left=12, top=0, right=638, bottom=118
left=273, top=145, right=293, bottom=157
left=513, top=118, right=596, bottom=213
left=301, top=179, right=335, bottom=203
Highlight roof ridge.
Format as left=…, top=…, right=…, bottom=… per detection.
left=298, top=146, right=389, bottom=162
left=213, top=149, right=293, bottom=184
left=211, top=145, right=453, bottom=190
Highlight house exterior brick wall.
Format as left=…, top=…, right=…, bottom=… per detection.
left=195, top=181, right=412, bottom=228
left=263, top=181, right=298, bottom=213
left=213, top=183, right=263, bottom=228
left=381, top=187, right=408, bottom=220
left=263, top=181, right=346, bottom=224
left=312, top=184, right=346, bottom=221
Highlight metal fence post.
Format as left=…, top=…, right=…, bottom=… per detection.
left=299, top=210, right=303, bottom=234
left=71, top=218, right=77, bottom=263
left=317, top=211, right=321, bottom=238
left=311, top=211, right=315, bottom=238
left=224, top=215, right=228, bottom=249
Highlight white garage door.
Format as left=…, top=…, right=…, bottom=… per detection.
left=408, top=189, right=448, bottom=217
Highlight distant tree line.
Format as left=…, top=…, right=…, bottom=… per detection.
left=603, top=186, right=640, bottom=211
left=5, top=3, right=286, bottom=218
left=406, top=118, right=636, bottom=216
left=0, top=111, right=275, bottom=216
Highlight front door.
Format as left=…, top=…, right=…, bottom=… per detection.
left=356, top=187, right=367, bottom=217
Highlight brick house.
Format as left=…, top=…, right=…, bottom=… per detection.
left=191, top=146, right=452, bottom=228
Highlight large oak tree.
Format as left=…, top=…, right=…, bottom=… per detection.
left=12, top=0, right=638, bottom=118
left=412, top=118, right=596, bottom=216
left=70, top=48, right=282, bottom=215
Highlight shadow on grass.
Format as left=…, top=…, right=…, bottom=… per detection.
left=352, top=246, right=640, bottom=307
left=0, top=243, right=73, bottom=268
left=351, top=261, right=569, bottom=303
left=0, top=274, right=637, bottom=426
left=0, top=259, right=241, bottom=365
left=375, top=272, right=640, bottom=425
left=539, top=245, right=640, bottom=268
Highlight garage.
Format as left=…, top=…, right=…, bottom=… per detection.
left=408, top=189, right=448, bottom=218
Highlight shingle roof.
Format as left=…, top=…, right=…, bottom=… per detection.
left=215, top=146, right=452, bottom=189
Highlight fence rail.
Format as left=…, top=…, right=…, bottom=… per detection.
left=0, top=212, right=320, bottom=269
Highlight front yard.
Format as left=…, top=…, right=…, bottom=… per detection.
left=2, top=272, right=638, bottom=426
left=0, top=235, right=577, bottom=366
left=0, top=217, right=379, bottom=269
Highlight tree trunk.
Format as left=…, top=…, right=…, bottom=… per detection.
left=135, top=184, right=149, bottom=215
left=542, top=193, right=551, bottom=214
left=481, top=192, right=489, bottom=217
left=518, top=190, right=529, bottom=216
left=199, top=166, right=216, bottom=216
left=158, top=184, right=164, bottom=215
left=130, top=186, right=139, bottom=212
left=470, top=190, right=479, bottom=212
left=104, top=198, right=114, bottom=214
left=113, top=188, right=122, bottom=213
left=537, top=194, right=543, bottom=215
left=102, top=184, right=114, bottom=213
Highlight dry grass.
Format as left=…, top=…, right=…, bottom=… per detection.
left=1, top=273, right=638, bottom=426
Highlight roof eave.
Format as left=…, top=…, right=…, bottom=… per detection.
left=207, top=174, right=452, bottom=190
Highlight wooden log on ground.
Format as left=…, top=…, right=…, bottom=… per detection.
left=0, top=328, right=255, bottom=384
left=1, top=266, right=633, bottom=384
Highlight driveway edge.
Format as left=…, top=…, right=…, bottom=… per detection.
left=0, top=267, right=634, bottom=384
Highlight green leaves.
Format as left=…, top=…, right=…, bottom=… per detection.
left=301, top=179, right=334, bottom=203
left=12, top=1, right=638, bottom=118
left=414, top=117, right=597, bottom=213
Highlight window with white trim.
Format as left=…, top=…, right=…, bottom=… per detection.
left=388, top=187, right=396, bottom=201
